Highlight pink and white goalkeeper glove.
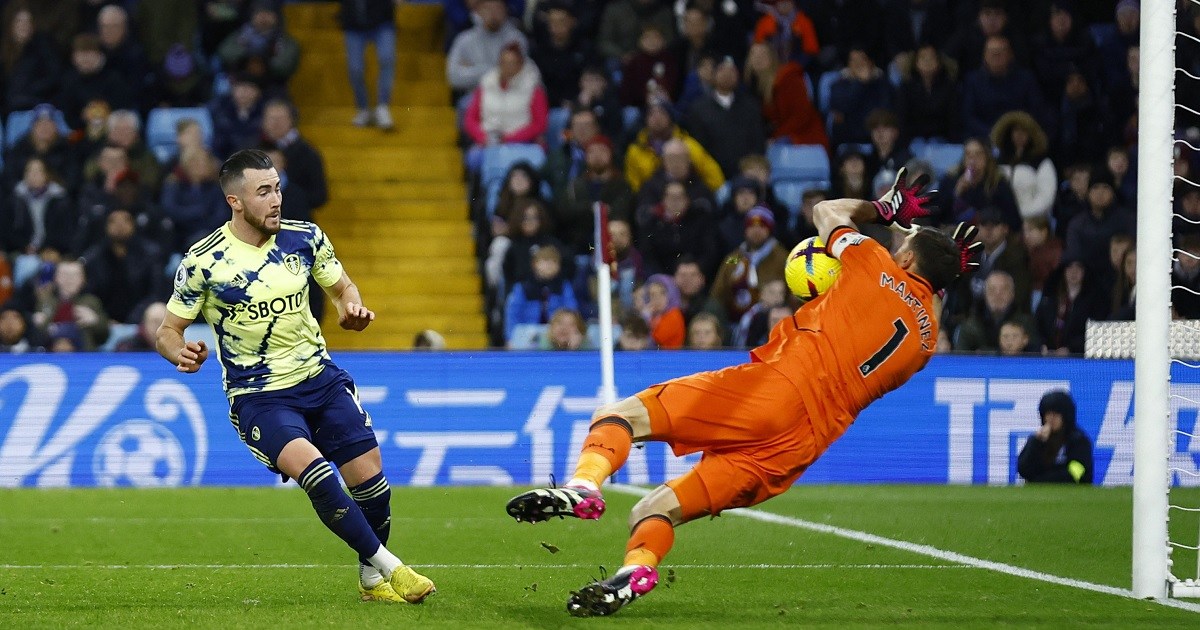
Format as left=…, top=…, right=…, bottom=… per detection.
left=872, top=167, right=935, bottom=230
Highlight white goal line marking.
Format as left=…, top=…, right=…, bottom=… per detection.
left=0, top=563, right=970, bottom=571
left=605, top=485, right=1200, bottom=614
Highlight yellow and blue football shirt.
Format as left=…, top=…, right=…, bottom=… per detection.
left=167, top=219, right=344, bottom=398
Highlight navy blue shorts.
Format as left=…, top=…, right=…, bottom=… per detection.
left=230, top=364, right=378, bottom=471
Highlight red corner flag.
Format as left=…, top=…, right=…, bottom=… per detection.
left=593, top=201, right=613, bottom=269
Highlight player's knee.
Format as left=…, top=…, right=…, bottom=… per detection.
left=629, top=486, right=683, bottom=529
left=591, top=397, right=651, bottom=438
left=591, top=403, right=626, bottom=426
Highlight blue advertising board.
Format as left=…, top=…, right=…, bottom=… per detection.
left=0, top=352, right=1197, bottom=488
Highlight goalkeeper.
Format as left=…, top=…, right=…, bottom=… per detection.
left=507, top=169, right=982, bottom=616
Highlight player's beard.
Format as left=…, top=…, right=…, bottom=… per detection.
left=247, top=208, right=282, bottom=236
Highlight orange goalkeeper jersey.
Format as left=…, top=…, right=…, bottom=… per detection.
left=750, top=226, right=938, bottom=448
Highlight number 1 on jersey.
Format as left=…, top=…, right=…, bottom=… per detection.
left=860, top=319, right=909, bottom=377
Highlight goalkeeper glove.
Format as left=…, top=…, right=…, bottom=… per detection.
left=951, top=222, right=984, bottom=274
left=872, top=167, right=934, bottom=230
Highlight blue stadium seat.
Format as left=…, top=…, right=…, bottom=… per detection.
left=622, top=106, right=641, bottom=133
left=146, top=107, right=214, bottom=163
left=480, top=143, right=546, bottom=188
left=100, top=323, right=139, bottom=351
left=922, top=143, right=965, bottom=177
left=816, top=70, right=840, bottom=112
left=508, top=323, right=545, bottom=349
left=546, top=107, right=570, bottom=152
left=5, top=109, right=69, bottom=148
left=767, top=143, right=830, bottom=182
left=773, top=179, right=831, bottom=216
left=835, top=143, right=873, bottom=158
left=907, top=137, right=930, bottom=158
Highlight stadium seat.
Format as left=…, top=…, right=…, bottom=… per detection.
left=922, top=143, right=965, bottom=177
left=507, top=323, right=545, bottom=349
left=586, top=323, right=621, bottom=350
left=100, top=323, right=139, bottom=351
left=546, top=107, right=570, bottom=152
left=506, top=323, right=622, bottom=349
left=816, top=70, right=841, bottom=112
left=767, top=143, right=830, bottom=182
left=479, top=143, right=546, bottom=188
left=5, top=109, right=69, bottom=148
left=835, top=143, right=873, bottom=157
left=145, top=107, right=214, bottom=163
left=907, top=137, right=930, bottom=158
left=184, top=322, right=216, bottom=350
left=773, top=179, right=830, bottom=216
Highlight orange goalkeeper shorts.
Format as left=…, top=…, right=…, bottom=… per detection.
left=635, top=361, right=819, bottom=517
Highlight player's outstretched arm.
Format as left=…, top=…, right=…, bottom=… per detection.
left=323, top=271, right=376, bottom=331
left=814, top=167, right=935, bottom=246
left=813, top=198, right=878, bottom=246
left=156, top=312, right=207, bottom=373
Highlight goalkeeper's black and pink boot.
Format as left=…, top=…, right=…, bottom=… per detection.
left=505, top=484, right=606, bottom=523
left=567, top=565, right=659, bottom=617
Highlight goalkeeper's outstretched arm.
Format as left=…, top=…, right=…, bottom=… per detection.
left=815, top=167, right=935, bottom=246
left=813, top=198, right=878, bottom=246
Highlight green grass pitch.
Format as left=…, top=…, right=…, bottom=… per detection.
left=2, top=485, right=1199, bottom=628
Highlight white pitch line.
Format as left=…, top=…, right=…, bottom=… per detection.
left=0, top=563, right=971, bottom=571
left=607, top=484, right=1200, bottom=614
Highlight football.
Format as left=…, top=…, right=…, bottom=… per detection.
left=784, top=236, right=842, bottom=300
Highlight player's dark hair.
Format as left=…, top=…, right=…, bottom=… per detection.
left=910, top=227, right=961, bottom=293
left=219, top=149, right=274, bottom=194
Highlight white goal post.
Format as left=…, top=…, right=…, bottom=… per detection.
left=1133, top=0, right=1179, bottom=600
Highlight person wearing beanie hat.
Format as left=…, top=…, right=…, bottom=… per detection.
left=1017, top=390, right=1093, bottom=483
left=152, top=42, right=211, bottom=108
left=716, top=175, right=765, bottom=250
left=1063, top=163, right=1134, bottom=274
left=1033, top=251, right=1107, bottom=353
left=709, top=205, right=789, bottom=321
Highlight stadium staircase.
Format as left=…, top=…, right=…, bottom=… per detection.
left=284, top=3, right=486, bottom=349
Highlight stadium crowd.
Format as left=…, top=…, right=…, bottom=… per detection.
left=0, top=0, right=329, bottom=353
left=454, top=0, right=1200, bottom=353
left=0, top=0, right=1193, bottom=356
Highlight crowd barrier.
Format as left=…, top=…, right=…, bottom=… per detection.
left=0, top=352, right=1197, bottom=488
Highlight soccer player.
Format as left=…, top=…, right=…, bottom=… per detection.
left=155, top=149, right=434, bottom=604
left=506, top=169, right=981, bottom=616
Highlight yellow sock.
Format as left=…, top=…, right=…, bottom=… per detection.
left=571, top=452, right=613, bottom=488
left=623, top=515, right=674, bottom=568
left=623, top=547, right=659, bottom=568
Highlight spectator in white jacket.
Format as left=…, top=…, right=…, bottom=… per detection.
left=991, top=111, right=1057, bottom=221
left=446, top=0, right=528, bottom=96
left=462, top=43, right=549, bottom=171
